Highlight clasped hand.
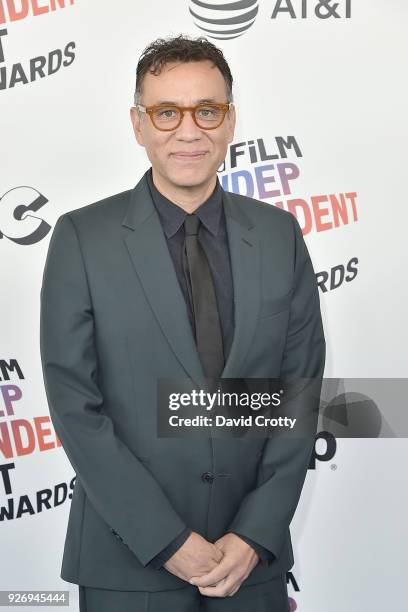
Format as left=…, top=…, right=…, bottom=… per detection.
left=163, top=532, right=259, bottom=598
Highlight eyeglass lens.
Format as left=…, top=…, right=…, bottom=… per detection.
left=152, top=106, right=224, bottom=129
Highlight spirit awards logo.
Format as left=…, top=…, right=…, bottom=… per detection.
left=0, top=358, right=73, bottom=522
left=189, top=0, right=259, bottom=40
left=0, top=3, right=76, bottom=91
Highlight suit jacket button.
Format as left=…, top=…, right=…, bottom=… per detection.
left=201, top=471, right=215, bottom=483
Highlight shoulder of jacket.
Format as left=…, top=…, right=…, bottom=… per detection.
left=61, top=188, right=132, bottom=228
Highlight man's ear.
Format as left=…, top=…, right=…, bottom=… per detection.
left=130, top=106, right=145, bottom=147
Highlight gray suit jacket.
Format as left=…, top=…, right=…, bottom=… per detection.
left=40, top=171, right=325, bottom=591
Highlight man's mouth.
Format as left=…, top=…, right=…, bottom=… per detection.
left=171, top=152, right=208, bottom=160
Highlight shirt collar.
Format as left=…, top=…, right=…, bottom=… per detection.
left=146, top=167, right=223, bottom=238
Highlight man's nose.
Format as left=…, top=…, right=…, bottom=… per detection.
left=175, top=110, right=202, bottom=138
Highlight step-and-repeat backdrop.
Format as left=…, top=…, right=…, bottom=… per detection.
left=1, top=1, right=407, bottom=611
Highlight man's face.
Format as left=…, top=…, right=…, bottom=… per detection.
left=130, top=60, right=236, bottom=189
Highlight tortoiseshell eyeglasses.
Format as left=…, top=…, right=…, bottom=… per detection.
left=136, top=102, right=233, bottom=131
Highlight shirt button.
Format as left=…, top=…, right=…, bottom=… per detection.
left=201, top=471, right=215, bottom=483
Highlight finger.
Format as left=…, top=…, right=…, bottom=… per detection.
left=189, top=562, right=230, bottom=587
left=199, top=577, right=228, bottom=592
left=228, top=584, right=241, bottom=597
left=198, top=577, right=238, bottom=598
left=212, top=547, right=224, bottom=563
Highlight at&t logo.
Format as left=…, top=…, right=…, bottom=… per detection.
left=189, top=0, right=259, bottom=40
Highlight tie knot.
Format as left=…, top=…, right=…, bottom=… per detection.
left=184, top=214, right=200, bottom=236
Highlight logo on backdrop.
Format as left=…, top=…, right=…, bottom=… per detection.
left=0, top=186, right=51, bottom=245
left=189, top=0, right=352, bottom=39
left=0, top=359, right=73, bottom=522
left=316, top=257, right=358, bottom=293
left=219, top=136, right=359, bottom=238
left=271, top=0, right=351, bottom=19
left=310, top=431, right=336, bottom=469
left=0, top=0, right=76, bottom=91
left=189, top=0, right=259, bottom=40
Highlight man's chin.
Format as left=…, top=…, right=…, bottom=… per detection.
left=167, top=169, right=214, bottom=189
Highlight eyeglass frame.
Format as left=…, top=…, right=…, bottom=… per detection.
left=135, top=102, right=234, bottom=131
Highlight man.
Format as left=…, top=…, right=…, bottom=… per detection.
left=40, top=34, right=325, bottom=611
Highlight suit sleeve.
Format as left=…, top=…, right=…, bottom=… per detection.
left=229, top=532, right=275, bottom=566
left=40, top=213, right=187, bottom=567
left=148, top=528, right=192, bottom=570
left=226, top=213, right=326, bottom=559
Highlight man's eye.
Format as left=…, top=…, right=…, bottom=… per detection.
left=198, top=108, right=216, bottom=117
left=197, top=107, right=222, bottom=121
left=158, top=109, right=176, bottom=118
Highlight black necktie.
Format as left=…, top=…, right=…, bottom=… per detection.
left=182, top=214, right=225, bottom=381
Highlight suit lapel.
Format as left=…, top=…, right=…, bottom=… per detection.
left=121, top=173, right=261, bottom=387
left=222, top=190, right=261, bottom=378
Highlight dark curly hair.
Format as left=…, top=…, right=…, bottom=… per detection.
left=134, top=34, right=234, bottom=105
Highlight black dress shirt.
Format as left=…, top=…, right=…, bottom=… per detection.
left=144, top=167, right=274, bottom=570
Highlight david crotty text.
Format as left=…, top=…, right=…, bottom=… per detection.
left=168, top=415, right=297, bottom=429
